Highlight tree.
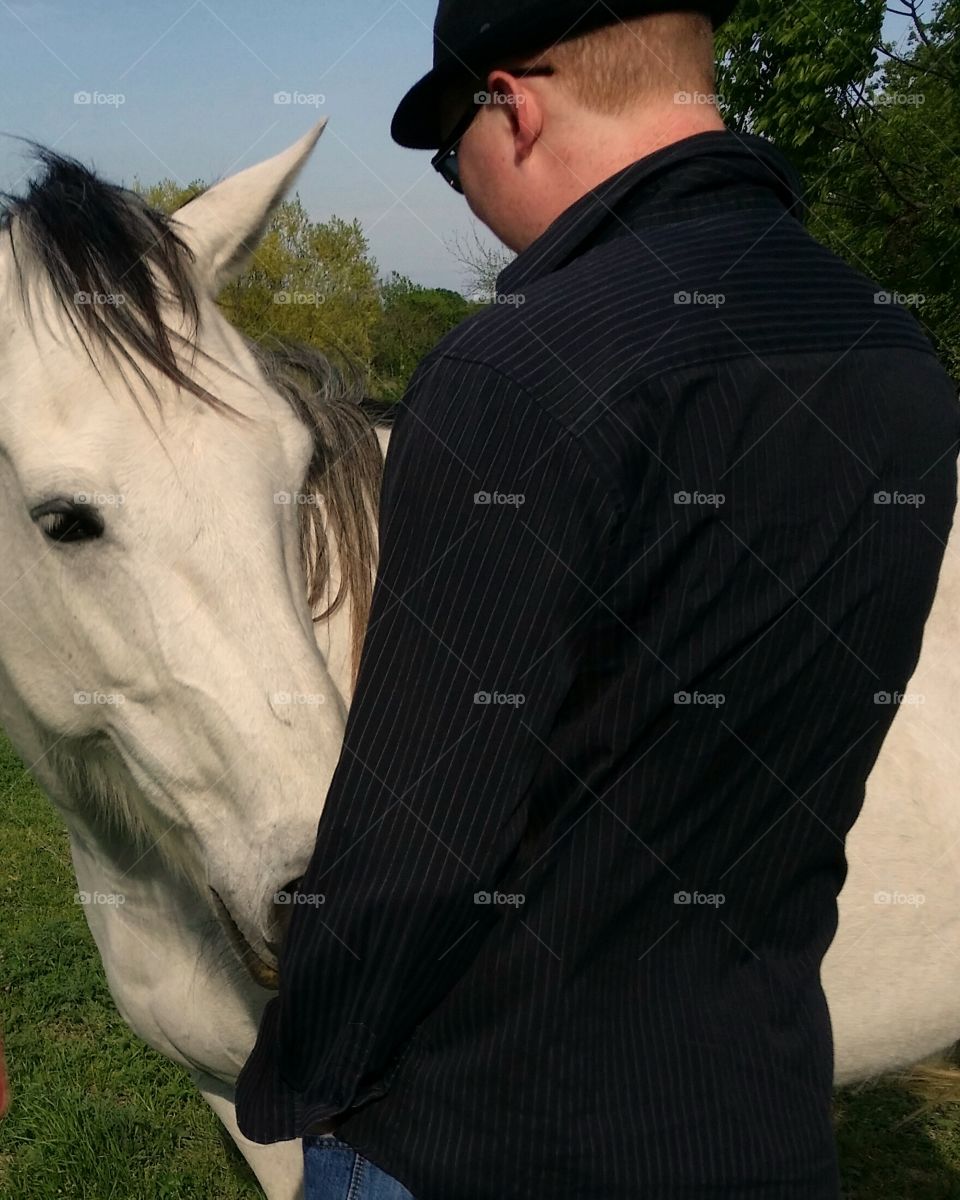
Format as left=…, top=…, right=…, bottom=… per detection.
left=717, top=0, right=960, bottom=379
left=219, top=201, right=381, bottom=373
left=372, top=273, right=480, bottom=397
left=445, top=224, right=514, bottom=302
left=136, top=178, right=205, bottom=212
left=134, top=180, right=382, bottom=375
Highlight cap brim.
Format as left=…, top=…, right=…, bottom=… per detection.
left=390, top=0, right=741, bottom=151
left=391, top=65, right=460, bottom=151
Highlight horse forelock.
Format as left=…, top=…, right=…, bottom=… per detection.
left=0, top=144, right=387, bottom=685
left=0, top=144, right=221, bottom=411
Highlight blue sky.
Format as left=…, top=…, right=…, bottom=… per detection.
left=0, top=1, right=917, bottom=293
left=0, top=0, right=481, bottom=290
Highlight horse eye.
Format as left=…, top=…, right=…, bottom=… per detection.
left=31, top=500, right=105, bottom=544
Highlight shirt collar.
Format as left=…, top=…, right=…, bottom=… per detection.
left=496, top=130, right=805, bottom=298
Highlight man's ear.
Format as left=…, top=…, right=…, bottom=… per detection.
left=486, top=70, right=543, bottom=161
left=171, top=120, right=327, bottom=294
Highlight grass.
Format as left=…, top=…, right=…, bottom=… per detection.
left=0, top=733, right=262, bottom=1199
left=2, top=731, right=960, bottom=1197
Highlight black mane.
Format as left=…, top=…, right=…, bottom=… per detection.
left=1, top=144, right=216, bottom=404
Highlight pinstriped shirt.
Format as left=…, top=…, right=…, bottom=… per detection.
left=235, top=130, right=960, bottom=1199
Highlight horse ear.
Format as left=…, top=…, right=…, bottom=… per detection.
left=171, top=120, right=327, bottom=293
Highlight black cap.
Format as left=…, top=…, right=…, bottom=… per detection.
left=391, top=0, right=739, bottom=150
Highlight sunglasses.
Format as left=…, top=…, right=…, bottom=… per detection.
left=431, top=65, right=556, bottom=194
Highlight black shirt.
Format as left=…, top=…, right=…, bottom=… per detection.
left=235, top=130, right=960, bottom=1199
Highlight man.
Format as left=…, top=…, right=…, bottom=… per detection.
left=236, top=2, right=960, bottom=1197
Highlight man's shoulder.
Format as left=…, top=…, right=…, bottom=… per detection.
left=398, top=317, right=627, bottom=511
left=423, top=210, right=942, bottom=404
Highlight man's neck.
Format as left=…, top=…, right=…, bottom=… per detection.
left=522, top=107, right=726, bottom=250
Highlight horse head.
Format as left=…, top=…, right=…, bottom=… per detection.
left=0, top=123, right=380, bottom=988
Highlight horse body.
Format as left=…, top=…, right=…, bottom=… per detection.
left=826, top=514, right=960, bottom=1083
left=1, top=125, right=959, bottom=1200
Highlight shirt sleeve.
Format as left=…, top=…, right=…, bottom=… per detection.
left=264, top=353, right=620, bottom=1121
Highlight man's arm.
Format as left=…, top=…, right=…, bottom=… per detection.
left=272, top=354, right=620, bottom=1116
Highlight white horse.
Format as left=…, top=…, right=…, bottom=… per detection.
left=0, top=125, right=958, bottom=1199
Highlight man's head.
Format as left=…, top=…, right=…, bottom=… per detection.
left=440, top=12, right=723, bottom=251
left=393, top=1, right=735, bottom=254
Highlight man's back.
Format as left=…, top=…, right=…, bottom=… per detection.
left=236, top=54, right=960, bottom=1191
left=323, top=131, right=959, bottom=1198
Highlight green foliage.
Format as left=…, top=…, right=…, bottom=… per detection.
left=135, top=178, right=205, bottom=213
left=372, top=273, right=480, bottom=398
left=218, top=200, right=382, bottom=375
left=717, top=0, right=886, bottom=173
left=719, top=0, right=960, bottom=380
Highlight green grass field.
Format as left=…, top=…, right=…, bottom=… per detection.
left=0, top=734, right=262, bottom=1199
left=2, top=730, right=960, bottom=1198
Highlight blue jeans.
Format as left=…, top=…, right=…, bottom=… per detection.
left=303, top=1134, right=414, bottom=1200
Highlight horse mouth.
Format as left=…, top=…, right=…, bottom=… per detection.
left=209, top=887, right=280, bottom=991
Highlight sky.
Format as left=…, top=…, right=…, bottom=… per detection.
left=0, top=0, right=484, bottom=290
left=0, top=1, right=918, bottom=293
